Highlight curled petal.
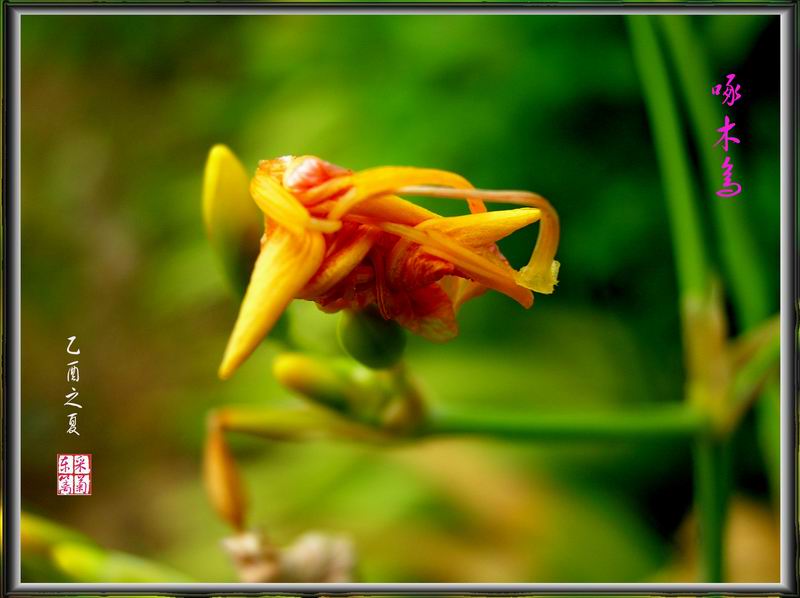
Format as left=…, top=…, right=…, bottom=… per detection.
left=398, top=185, right=560, bottom=293
left=219, top=228, right=325, bottom=379
left=328, top=167, right=485, bottom=220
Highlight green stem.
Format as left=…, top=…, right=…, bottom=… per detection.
left=628, top=16, right=727, bottom=582
left=658, top=15, right=770, bottom=326
left=423, top=404, right=706, bottom=442
left=627, top=16, right=709, bottom=299
left=694, top=439, right=731, bottom=582
left=658, top=13, right=780, bottom=506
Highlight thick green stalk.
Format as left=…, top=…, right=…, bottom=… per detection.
left=693, top=439, right=731, bottom=582
left=424, top=404, right=705, bottom=441
left=626, top=16, right=709, bottom=299
left=658, top=15, right=769, bottom=324
left=658, top=14, right=780, bottom=505
left=627, top=16, right=726, bottom=582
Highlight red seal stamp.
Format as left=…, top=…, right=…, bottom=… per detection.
left=57, top=454, right=92, bottom=495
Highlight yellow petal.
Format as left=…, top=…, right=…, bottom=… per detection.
left=377, top=221, right=532, bottom=308
left=202, top=145, right=263, bottom=292
left=440, top=276, right=488, bottom=312
left=219, top=228, right=325, bottom=379
left=329, top=167, right=483, bottom=220
left=396, top=185, right=560, bottom=294
left=250, top=163, right=311, bottom=236
left=418, top=207, right=541, bottom=248
left=349, top=194, right=440, bottom=226
left=385, top=210, right=539, bottom=304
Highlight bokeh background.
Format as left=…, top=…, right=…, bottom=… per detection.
left=20, top=13, right=780, bottom=583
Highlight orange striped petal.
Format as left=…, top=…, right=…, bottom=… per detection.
left=377, top=221, right=532, bottom=308
left=218, top=228, right=325, bottom=379
left=404, top=209, right=541, bottom=307
left=387, top=239, right=455, bottom=289
left=394, top=283, right=459, bottom=342
left=283, top=156, right=352, bottom=197
left=395, top=185, right=560, bottom=294
left=298, top=225, right=380, bottom=298
left=386, top=210, right=539, bottom=304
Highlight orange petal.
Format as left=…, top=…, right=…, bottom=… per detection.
left=387, top=209, right=525, bottom=306
left=377, top=221, right=532, bottom=308
left=397, top=185, right=560, bottom=293
left=218, top=228, right=325, bottom=379
left=298, top=225, right=380, bottom=298
left=329, top=167, right=485, bottom=220
left=386, top=239, right=456, bottom=289
left=439, top=276, right=488, bottom=312
left=283, top=156, right=352, bottom=196
left=394, top=283, right=459, bottom=342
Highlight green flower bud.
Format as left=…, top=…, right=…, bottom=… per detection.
left=273, top=352, right=425, bottom=436
left=336, top=308, right=406, bottom=370
left=202, top=144, right=262, bottom=296
left=273, top=353, right=384, bottom=422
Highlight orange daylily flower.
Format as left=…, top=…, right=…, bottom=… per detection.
left=204, top=146, right=560, bottom=379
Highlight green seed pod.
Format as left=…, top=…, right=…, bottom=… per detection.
left=337, top=308, right=406, bottom=370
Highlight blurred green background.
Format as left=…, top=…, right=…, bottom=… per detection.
left=20, top=13, right=780, bottom=583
